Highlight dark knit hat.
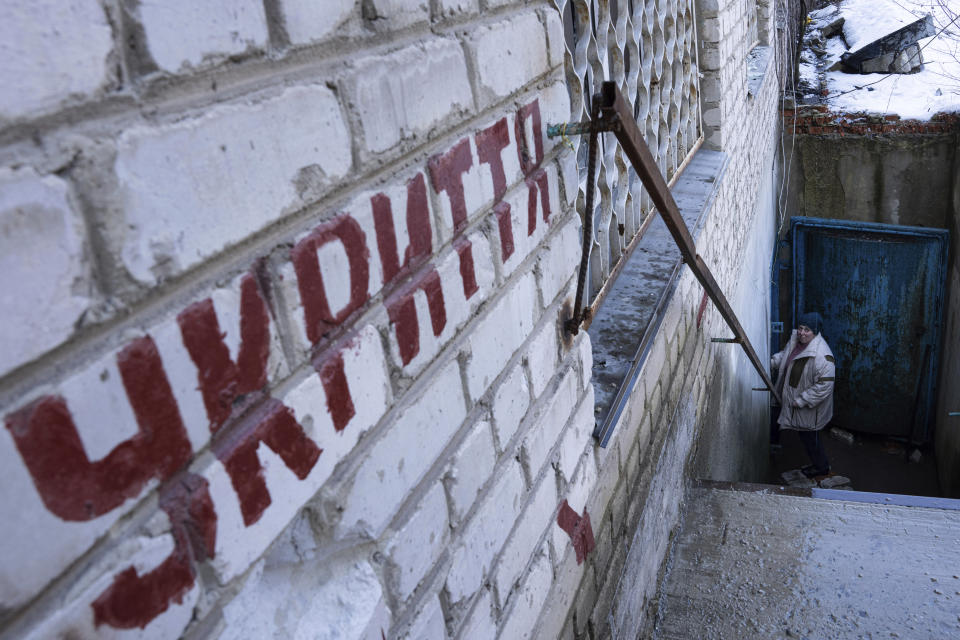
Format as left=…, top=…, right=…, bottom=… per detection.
left=798, top=311, right=823, bottom=335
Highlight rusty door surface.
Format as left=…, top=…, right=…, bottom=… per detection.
left=790, top=217, right=948, bottom=441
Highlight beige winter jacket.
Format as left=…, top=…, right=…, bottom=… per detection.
left=771, top=331, right=836, bottom=431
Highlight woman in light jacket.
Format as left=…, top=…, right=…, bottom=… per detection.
left=771, top=311, right=836, bottom=477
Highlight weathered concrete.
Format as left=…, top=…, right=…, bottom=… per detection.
left=789, top=134, right=955, bottom=229
left=653, top=484, right=960, bottom=639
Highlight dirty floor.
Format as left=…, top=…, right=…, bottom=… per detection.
left=767, top=427, right=941, bottom=497
left=652, top=483, right=960, bottom=639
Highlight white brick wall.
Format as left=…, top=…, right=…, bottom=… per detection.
left=385, top=482, right=449, bottom=601
left=138, top=0, right=269, bottom=73
left=445, top=419, right=497, bottom=527
left=445, top=460, right=525, bottom=604
left=0, top=0, right=114, bottom=120
left=465, top=12, right=550, bottom=106
left=0, top=168, right=92, bottom=378
left=116, top=85, right=351, bottom=284
left=337, top=359, right=466, bottom=538
left=348, top=39, right=474, bottom=154
left=280, top=0, right=356, bottom=45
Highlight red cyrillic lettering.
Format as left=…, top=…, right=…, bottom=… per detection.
left=177, top=274, right=271, bottom=433
left=476, top=118, right=511, bottom=202
left=494, top=201, right=514, bottom=261
left=316, top=351, right=356, bottom=432
left=515, top=100, right=544, bottom=176
left=291, top=215, right=370, bottom=345
left=386, top=268, right=446, bottom=365
left=526, top=168, right=552, bottom=236
left=372, top=173, right=433, bottom=286
left=429, top=138, right=473, bottom=233
left=92, top=473, right=216, bottom=629
left=213, top=399, right=321, bottom=526
left=4, top=337, right=192, bottom=522
left=556, top=499, right=595, bottom=565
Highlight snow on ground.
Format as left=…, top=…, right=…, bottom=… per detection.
left=806, top=0, right=960, bottom=119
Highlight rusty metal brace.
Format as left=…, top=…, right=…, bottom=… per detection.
left=549, top=81, right=781, bottom=404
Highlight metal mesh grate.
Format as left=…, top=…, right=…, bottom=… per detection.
left=556, top=0, right=703, bottom=308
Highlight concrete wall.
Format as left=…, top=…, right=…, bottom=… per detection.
left=0, top=1, right=788, bottom=639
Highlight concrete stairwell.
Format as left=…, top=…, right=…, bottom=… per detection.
left=651, top=481, right=960, bottom=639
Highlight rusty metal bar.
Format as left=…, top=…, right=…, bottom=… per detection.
left=598, top=81, right=781, bottom=404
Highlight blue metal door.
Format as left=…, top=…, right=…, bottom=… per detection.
left=790, top=217, right=948, bottom=442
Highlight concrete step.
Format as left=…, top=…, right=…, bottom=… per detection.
left=651, top=481, right=960, bottom=639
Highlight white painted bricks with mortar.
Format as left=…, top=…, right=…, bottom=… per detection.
left=0, top=0, right=114, bottom=120
left=116, top=85, right=351, bottom=284
left=464, top=12, right=550, bottom=107
left=348, top=38, right=474, bottom=155
left=0, top=168, right=93, bottom=379
left=279, top=0, right=356, bottom=45
left=137, top=0, right=269, bottom=73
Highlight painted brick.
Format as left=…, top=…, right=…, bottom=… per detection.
left=556, top=390, right=594, bottom=483
left=429, top=135, right=491, bottom=245
left=434, top=0, right=477, bottom=19
left=386, top=482, right=449, bottom=602
left=137, top=0, right=268, bottom=73
left=576, top=334, right=593, bottom=391
left=541, top=539, right=586, bottom=640
left=219, top=555, right=391, bottom=640
left=337, top=359, right=466, bottom=538
left=0, top=168, right=92, bottom=378
left=349, top=39, right=473, bottom=154
left=521, top=369, right=578, bottom=482
left=274, top=168, right=426, bottom=361
left=280, top=0, right=355, bottom=45
left=490, top=362, right=530, bottom=451
left=462, top=272, right=537, bottom=402
left=364, top=0, right=430, bottom=29
left=206, top=324, right=390, bottom=583
left=400, top=593, right=447, bottom=639
left=445, top=460, right=525, bottom=604
left=18, top=527, right=199, bottom=639
left=543, top=8, right=566, bottom=68
left=0, top=0, right=113, bottom=120
left=493, top=472, right=557, bottom=602
left=551, top=459, right=598, bottom=562
left=496, top=169, right=554, bottom=280
left=537, top=80, right=573, bottom=158
left=116, top=85, right=351, bottom=284
left=497, top=547, right=553, bottom=640
left=444, top=419, right=497, bottom=528
left=526, top=319, right=559, bottom=399
left=382, top=229, right=494, bottom=377
left=464, top=12, right=549, bottom=104
left=536, top=214, right=579, bottom=308
left=456, top=587, right=497, bottom=640
left=557, top=154, right=579, bottom=209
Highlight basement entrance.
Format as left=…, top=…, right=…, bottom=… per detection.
left=780, top=217, right=950, bottom=443
left=768, top=217, right=950, bottom=497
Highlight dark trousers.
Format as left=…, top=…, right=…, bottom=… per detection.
left=798, top=429, right=830, bottom=470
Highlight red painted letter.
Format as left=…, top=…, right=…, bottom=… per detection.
left=429, top=139, right=479, bottom=300
left=476, top=117, right=511, bottom=202
left=213, top=399, right=321, bottom=526
left=291, top=215, right=370, bottom=345
left=177, top=274, right=271, bottom=433
left=557, top=500, right=595, bottom=565
left=526, top=168, right=552, bottom=236
left=4, top=337, right=192, bottom=521
left=92, top=473, right=216, bottom=629
left=385, top=268, right=446, bottom=365
left=515, top=100, right=544, bottom=176
left=372, top=173, right=433, bottom=286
